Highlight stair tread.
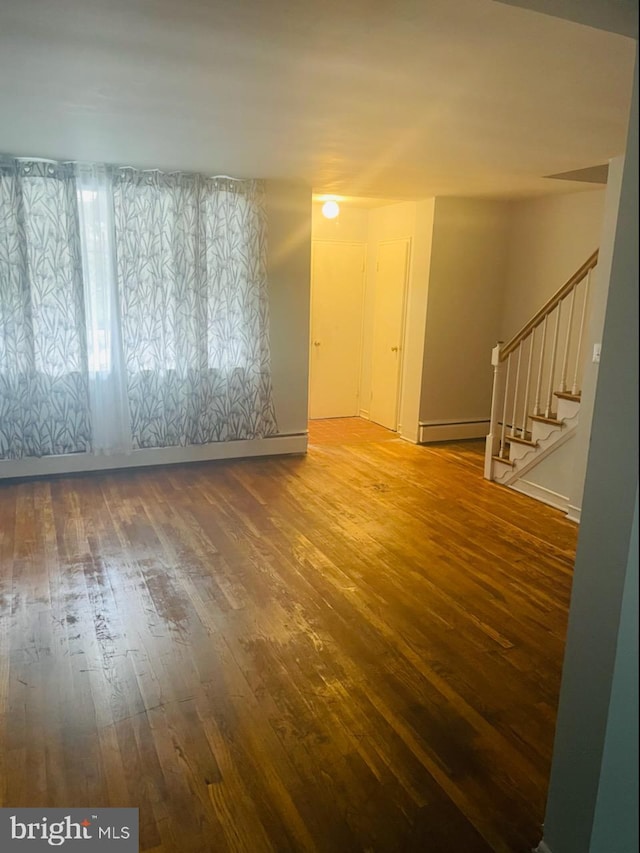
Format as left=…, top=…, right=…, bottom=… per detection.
left=554, top=391, right=581, bottom=402
left=506, top=435, right=538, bottom=447
left=492, top=454, right=515, bottom=467
left=530, top=413, right=563, bottom=426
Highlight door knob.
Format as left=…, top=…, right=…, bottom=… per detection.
left=313, top=341, right=321, bottom=346
left=391, top=346, right=398, bottom=352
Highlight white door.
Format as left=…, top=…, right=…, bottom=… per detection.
left=309, top=241, right=366, bottom=419
left=370, top=239, right=410, bottom=430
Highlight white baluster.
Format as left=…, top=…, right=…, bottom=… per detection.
left=510, top=345, right=522, bottom=437
left=560, top=287, right=577, bottom=393
left=571, top=270, right=592, bottom=396
left=545, top=304, right=561, bottom=418
left=484, top=342, right=505, bottom=480
left=520, top=330, right=534, bottom=439
left=500, top=353, right=512, bottom=458
left=533, top=315, right=548, bottom=416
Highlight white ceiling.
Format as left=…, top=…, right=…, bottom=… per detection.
left=0, top=0, right=635, bottom=200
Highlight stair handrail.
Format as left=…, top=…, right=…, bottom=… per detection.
left=485, top=249, right=599, bottom=481
left=499, top=249, right=599, bottom=361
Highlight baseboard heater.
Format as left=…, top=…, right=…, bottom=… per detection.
left=418, top=419, right=490, bottom=443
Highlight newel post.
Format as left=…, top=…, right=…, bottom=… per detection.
left=484, top=342, right=505, bottom=480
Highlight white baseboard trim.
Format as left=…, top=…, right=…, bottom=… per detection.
left=0, top=433, right=308, bottom=480
left=534, top=840, right=553, bottom=853
left=510, top=478, right=569, bottom=513
left=565, top=503, right=582, bottom=524
left=418, top=419, right=490, bottom=443
left=358, top=409, right=370, bottom=420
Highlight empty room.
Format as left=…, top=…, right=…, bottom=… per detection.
left=0, top=2, right=637, bottom=852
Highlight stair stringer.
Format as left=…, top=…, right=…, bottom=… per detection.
left=493, top=411, right=579, bottom=487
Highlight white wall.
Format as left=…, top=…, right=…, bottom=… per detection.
left=514, top=434, right=576, bottom=510
left=541, top=53, right=638, bottom=853
left=500, top=190, right=605, bottom=341
left=399, top=199, right=435, bottom=442
left=589, top=489, right=638, bottom=853
left=566, top=157, right=624, bottom=520
left=419, top=198, right=509, bottom=433
left=266, top=180, right=312, bottom=437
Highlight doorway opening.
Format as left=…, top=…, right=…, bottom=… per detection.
left=308, top=198, right=411, bottom=436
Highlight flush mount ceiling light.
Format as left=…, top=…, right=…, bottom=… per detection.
left=321, top=200, right=340, bottom=219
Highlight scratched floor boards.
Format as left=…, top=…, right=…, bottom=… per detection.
left=0, top=418, right=577, bottom=852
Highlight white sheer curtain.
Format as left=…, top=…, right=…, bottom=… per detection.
left=111, top=170, right=277, bottom=448
left=2, top=156, right=277, bottom=461
left=0, top=157, right=91, bottom=459
left=75, top=164, right=131, bottom=455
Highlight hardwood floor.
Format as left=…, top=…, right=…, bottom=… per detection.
left=0, top=418, right=577, bottom=852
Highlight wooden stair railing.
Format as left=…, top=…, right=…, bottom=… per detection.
left=484, top=250, right=598, bottom=480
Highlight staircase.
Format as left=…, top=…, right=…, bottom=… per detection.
left=485, top=250, right=598, bottom=491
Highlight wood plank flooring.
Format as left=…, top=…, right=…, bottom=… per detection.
left=0, top=418, right=577, bottom=852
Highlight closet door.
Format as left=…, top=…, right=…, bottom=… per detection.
left=370, top=238, right=410, bottom=430
left=309, top=241, right=366, bottom=419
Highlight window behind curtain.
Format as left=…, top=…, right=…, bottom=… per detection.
left=111, top=169, right=277, bottom=449
left=75, top=163, right=131, bottom=455
left=0, top=158, right=91, bottom=459
left=0, top=157, right=277, bottom=459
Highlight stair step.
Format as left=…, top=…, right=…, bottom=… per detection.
left=505, top=435, right=538, bottom=448
left=530, top=414, right=563, bottom=426
left=492, top=454, right=514, bottom=467
left=554, top=391, right=581, bottom=402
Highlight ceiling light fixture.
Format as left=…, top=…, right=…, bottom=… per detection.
left=321, top=200, right=340, bottom=219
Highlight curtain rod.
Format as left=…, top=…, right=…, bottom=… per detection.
left=115, top=167, right=247, bottom=181
left=9, top=155, right=247, bottom=182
